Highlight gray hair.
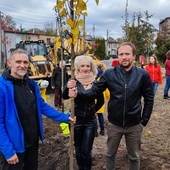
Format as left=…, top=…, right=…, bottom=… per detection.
left=74, top=55, right=98, bottom=76
left=10, top=48, right=27, bottom=59
left=59, top=60, right=66, bottom=67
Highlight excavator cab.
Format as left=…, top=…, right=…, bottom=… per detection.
left=19, top=40, right=47, bottom=57
left=17, top=40, right=55, bottom=79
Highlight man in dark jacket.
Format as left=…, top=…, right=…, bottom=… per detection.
left=67, top=42, right=154, bottom=170
left=51, top=60, right=69, bottom=109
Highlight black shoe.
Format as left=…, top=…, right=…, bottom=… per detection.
left=163, top=95, right=170, bottom=99
left=95, top=132, right=98, bottom=137
left=99, top=130, right=105, bottom=136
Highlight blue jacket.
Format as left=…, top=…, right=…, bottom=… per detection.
left=0, top=76, right=70, bottom=160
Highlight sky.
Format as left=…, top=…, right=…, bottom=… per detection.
left=0, top=0, right=170, bottom=39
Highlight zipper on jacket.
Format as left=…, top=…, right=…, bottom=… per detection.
left=123, top=83, right=127, bottom=127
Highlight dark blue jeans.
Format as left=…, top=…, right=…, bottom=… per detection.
left=97, top=113, right=104, bottom=128
left=152, top=82, right=158, bottom=96
left=74, top=116, right=96, bottom=170
left=164, top=75, right=170, bottom=96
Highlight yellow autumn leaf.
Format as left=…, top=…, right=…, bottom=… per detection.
left=59, top=8, right=67, bottom=17
left=73, top=20, right=81, bottom=29
left=78, top=0, right=87, bottom=11
left=80, top=43, right=84, bottom=51
left=54, top=36, right=60, bottom=42
left=54, top=41, right=62, bottom=48
left=78, top=19, right=84, bottom=26
left=67, top=38, right=73, bottom=45
left=71, top=27, right=79, bottom=37
left=73, top=40, right=77, bottom=46
left=56, top=1, right=64, bottom=9
left=66, top=18, right=73, bottom=27
left=75, top=9, right=81, bottom=16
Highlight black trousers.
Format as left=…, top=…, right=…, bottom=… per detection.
left=74, top=116, right=96, bottom=170
left=0, top=140, right=39, bottom=170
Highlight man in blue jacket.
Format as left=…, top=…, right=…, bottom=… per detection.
left=0, top=49, right=75, bottom=170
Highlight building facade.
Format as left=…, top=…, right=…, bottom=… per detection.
left=159, top=17, right=170, bottom=39
left=0, top=30, right=55, bottom=68
left=105, top=38, right=119, bottom=58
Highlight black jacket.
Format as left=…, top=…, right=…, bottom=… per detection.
left=63, top=80, right=104, bottom=118
left=2, top=69, right=38, bottom=147
left=51, top=66, right=69, bottom=88
left=78, top=65, right=154, bottom=127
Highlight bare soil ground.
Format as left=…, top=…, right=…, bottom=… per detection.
left=39, top=76, right=170, bottom=170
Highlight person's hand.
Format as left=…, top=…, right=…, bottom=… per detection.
left=51, top=86, right=55, bottom=89
left=68, top=116, right=76, bottom=124
left=69, top=87, right=77, bottom=98
left=67, top=80, right=76, bottom=89
left=7, top=154, right=19, bottom=165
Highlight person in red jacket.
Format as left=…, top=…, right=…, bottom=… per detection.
left=163, top=51, right=170, bottom=99
left=111, top=59, right=119, bottom=67
left=145, top=54, right=162, bottom=96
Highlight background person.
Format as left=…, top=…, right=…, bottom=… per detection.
left=51, top=60, right=69, bottom=109
left=145, top=54, right=162, bottom=96
left=139, top=55, right=146, bottom=69
left=0, top=49, right=75, bottom=170
left=163, top=51, right=170, bottom=99
left=111, top=58, right=119, bottom=67
left=63, top=55, right=104, bottom=170
left=95, top=62, right=110, bottom=136
left=67, top=42, right=154, bottom=170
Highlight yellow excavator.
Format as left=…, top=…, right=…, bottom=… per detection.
left=16, top=40, right=57, bottom=79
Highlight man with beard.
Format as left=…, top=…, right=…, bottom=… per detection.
left=0, top=49, right=76, bottom=170
left=67, top=42, right=154, bottom=170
